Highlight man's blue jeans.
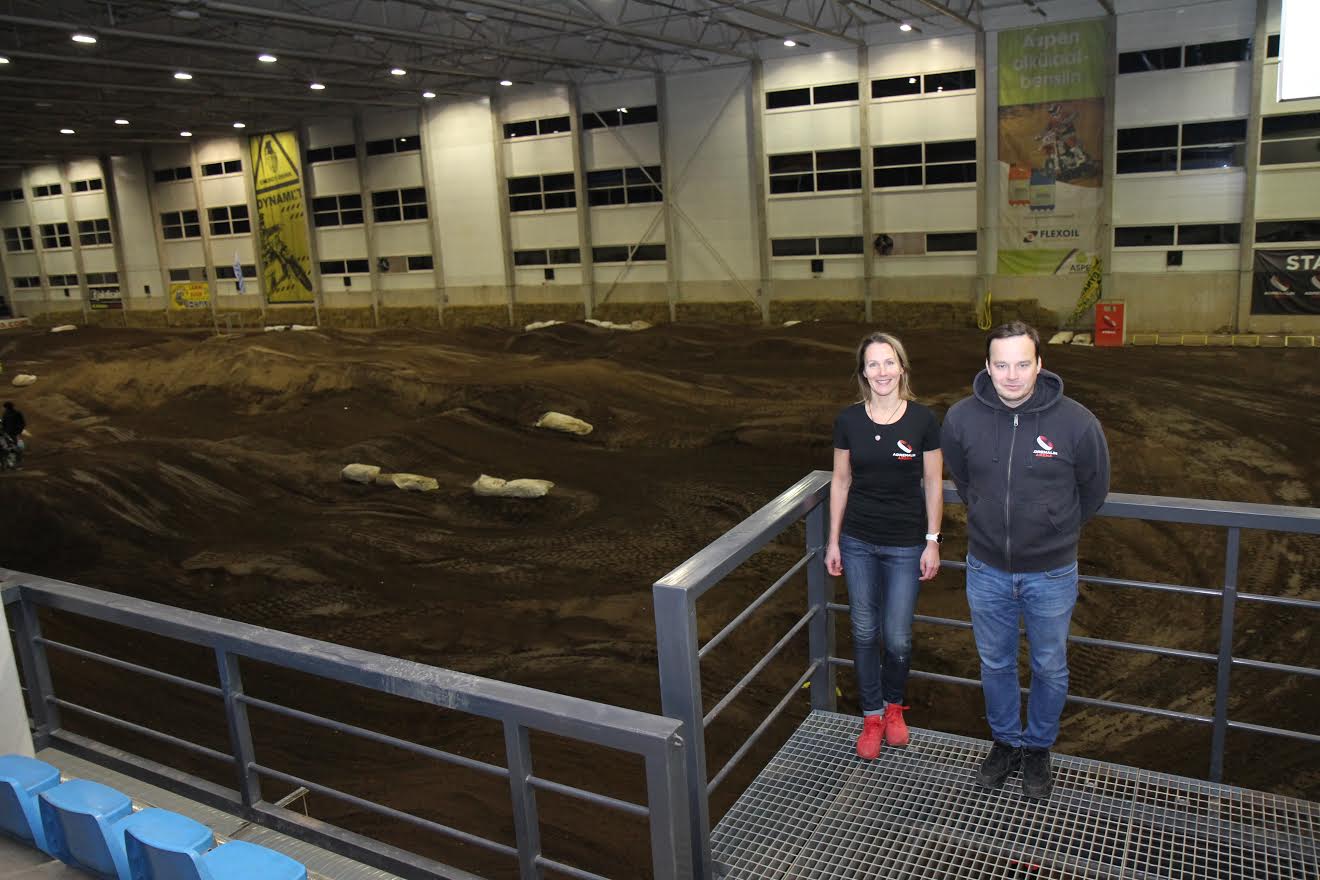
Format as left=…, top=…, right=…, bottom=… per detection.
left=965, top=552, right=1078, bottom=750
left=840, top=534, right=922, bottom=715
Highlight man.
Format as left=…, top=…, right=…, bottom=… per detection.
left=941, top=321, right=1109, bottom=799
left=1, top=402, right=23, bottom=442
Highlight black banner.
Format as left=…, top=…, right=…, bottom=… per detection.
left=1253, top=249, right=1320, bottom=315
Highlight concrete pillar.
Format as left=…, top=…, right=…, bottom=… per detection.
left=0, top=599, right=35, bottom=757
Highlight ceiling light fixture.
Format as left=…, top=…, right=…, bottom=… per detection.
left=180, top=131, right=193, bottom=137
left=114, top=118, right=129, bottom=125
left=309, top=82, right=325, bottom=90
left=422, top=91, right=436, bottom=99
left=174, top=71, right=193, bottom=80
left=233, top=122, right=246, bottom=129
left=390, top=67, right=407, bottom=76
left=172, top=9, right=201, bottom=20
left=783, top=39, right=797, bottom=47
left=499, top=79, right=513, bottom=86
left=900, top=22, right=912, bottom=32
left=258, top=53, right=277, bottom=63
left=60, top=128, right=75, bottom=134
left=71, top=33, right=97, bottom=44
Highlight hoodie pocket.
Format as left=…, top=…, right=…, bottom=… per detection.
left=1043, top=496, right=1081, bottom=535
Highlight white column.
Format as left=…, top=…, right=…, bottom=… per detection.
left=0, top=598, right=35, bottom=757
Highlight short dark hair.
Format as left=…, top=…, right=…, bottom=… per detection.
left=985, top=320, right=1040, bottom=361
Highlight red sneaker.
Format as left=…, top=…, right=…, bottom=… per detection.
left=856, top=715, right=885, bottom=760
left=883, top=703, right=910, bottom=747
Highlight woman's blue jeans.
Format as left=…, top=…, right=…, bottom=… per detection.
left=965, top=552, right=1079, bottom=750
left=839, top=534, right=923, bottom=714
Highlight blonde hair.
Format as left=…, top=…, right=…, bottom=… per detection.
left=854, top=331, right=914, bottom=403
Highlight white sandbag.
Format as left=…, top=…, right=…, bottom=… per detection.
left=376, top=472, right=439, bottom=492
left=524, top=320, right=563, bottom=331
left=10, top=374, right=36, bottom=387
left=1071, top=333, right=1094, bottom=346
left=535, top=412, right=593, bottom=436
left=472, top=474, right=554, bottom=498
left=1048, top=331, right=1075, bottom=345
left=341, top=463, right=381, bottom=484
left=50, top=324, right=77, bottom=333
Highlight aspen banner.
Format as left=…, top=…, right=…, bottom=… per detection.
left=250, top=131, right=315, bottom=303
left=169, top=281, right=210, bottom=310
left=997, top=20, right=1106, bottom=276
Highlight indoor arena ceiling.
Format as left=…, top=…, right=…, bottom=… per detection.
left=0, top=0, right=1113, bottom=163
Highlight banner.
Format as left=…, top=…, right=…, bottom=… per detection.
left=250, top=131, right=315, bottom=304
left=997, top=21, right=1106, bottom=276
left=88, top=287, right=123, bottom=310
left=1252, top=249, right=1320, bottom=315
left=169, top=281, right=211, bottom=310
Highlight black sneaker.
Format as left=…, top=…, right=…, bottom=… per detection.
left=1021, top=748, right=1053, bottom=799
left=977, top=741, right=1021, bottom=791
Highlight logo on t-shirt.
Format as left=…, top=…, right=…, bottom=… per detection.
left=1034, top=435, right=1059, bottom=458
left=893, top=439, right=917, bottom=460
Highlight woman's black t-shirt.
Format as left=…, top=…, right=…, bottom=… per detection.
left=833, top=401, right=941, bottom=547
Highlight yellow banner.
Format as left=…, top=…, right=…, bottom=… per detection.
left=169, top=281, right=210, bottom=310
left=250, top=131, right=315, bottom=304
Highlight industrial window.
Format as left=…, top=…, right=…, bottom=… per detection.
left=924, top=69, right=975, bottom=93
left=161, top=210, right=201, bottom=240
left=85, top=272, right=119, bottom=285
left=586, top=166, right=662, bottom=206
left=0, top=188, right=23, bottom=202
left=766, top=82, right=860, bottom=110
left=1177, top=223, right=1240, bottom=246
left=508, top=173, right=576, bottom=212
left=48, top=273, right=78, bottom=287
left=215, top=263, right=257, bottom=279
left=769, top=149, right=862, bottom=194
left=926, top=231, right=977, bottom=252
left=39, top=222, right=72, bottom=249
left=871, top=75, right=922, bottom=99
left=1267, top=34, right=1280, bottom=59
left=1117, top=119, right=1246, bottom=173
left=1260, top=112, right=1320, bottom=166
left=1119, top=46, right=1182, bottom=74
left=404, top=255, right=433, bottom=272
left=365, top=136, right=420, bottom=156
left=1114, top=223, right=1240, bottom=247
left=1185, top=39, right=1249, bottom=67
left=513, top=248, right=581, bottom=266
left=503, top=115, right=572, bottom=139
left=771, top=236, right=864, bottom=257
left=1256, top=218, right=1320, bottom=243
left=307, top=144, right=357, bottom=163
left=318, top=258, right=371, bottom=275
left=370, top=187, right=428, bottom=223
left=153, top=166, right=192, bottom=183
left=71, top=178, right=104, bottom=193
left=77, top=218, right=113, bottom=246
left=201, top=159, right=243, bottom=177
left=1120, top=39, right=1250, bottom=74
left=581, top=105, right=658, bottom=130
left=592, top=243, right=665, bottom=263
left=11, top=276, right=41, bottom=288
left=3, top=226, right=34, bottom=252
left=311, top=193, right=364, bottom=228
left=168, top=267, right=207, bottom=282
left=32, top=183, right=63, bottom=198
left=1114, top=225, right=1176, bottom=247
left=207, top=204, right=251, bottom=236
left=873, top=140, right=975, bottom=188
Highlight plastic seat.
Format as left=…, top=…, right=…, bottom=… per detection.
left=0, top=754, right=61, bottom=854
left=122, top=810, right=215, bottom=880
left=127, top=835, right=307, bottom=880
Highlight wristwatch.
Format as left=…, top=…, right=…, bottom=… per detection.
left=925, top=533, right=942, bottom=544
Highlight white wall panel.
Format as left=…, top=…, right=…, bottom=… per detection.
left=109, top=155, right=163, bottom=299
left=364, top=153, right=424, bottom=192
left=149, top=146, right=191, bottom=171
left=773, top=258, right=863, bottom=279
left=44, top=253, right=76, bottom=274
left=579, top=79, right=656, bottom=112
left=26, top=165, right=60, bottom=189
left=515, top=266, right=582, bottom=285
left=764, top=52, right=859, bottom=90
left=1116, top=0, right=1253, bottom=49
left=196, top=138, right=242, bottom=164
left=764, top=106, right=860, bottom=153
left=67, top=158, right=102, bottom=181
left=374, top=221, right=431, bottom=255
left=1112, top=171, right=1245, bottom=223
left=500, top=86, right=570, bottom=122
left=873, top=188, right=976, bottom=231
left=875, top=255, right=977, bottom=276
left=7, top=254, right=40, bottom=275
left=155, top=183, right=196, bottom=213
left=162, top=241, right=204, bottom=266
left=70, top=194, right=110, bottom=221
left=31, top=199, right=66, bottom=224
left=311, top=162, right=359, bottom=196
left=1111, top=249, right=1239, bottom=272
left=593, top=263, right=667, bottom=283
left=363, top=109, right=419, bottom=140
left=584, top=126, right=661, bottom=169
left=871, top=93, right=977, bottom=144
left=510, top=213, right=579, bottom=248
left=200, top=177, right=247, bottom=208
left=0, top=205, right=29, bottom=226
left=868, top=35, right=976, bottom=78
left=425, top=98, right=505, bottom=286
left=768, top=195, right=862, bottom=236
left=1115, top=66, right=1249, bottom=126
left=1255, top=167, right=1320, bottom=218
left=504, top=136, right=574, bottom=176
left=79, top=250, right=117, bottom=273
left=316, top=227, right=368, bottom=256
left=589, top=205, right=666, bottom=243
left=306, top=118, right=354, bottom=148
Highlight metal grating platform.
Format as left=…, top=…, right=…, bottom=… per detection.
left=711, top=711, right=1319, bottom=879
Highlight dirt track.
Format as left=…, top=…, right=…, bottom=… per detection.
left=1, top=322, right=1316, bottom=878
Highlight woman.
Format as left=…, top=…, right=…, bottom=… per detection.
left=825, top=332, right=943, bottom=760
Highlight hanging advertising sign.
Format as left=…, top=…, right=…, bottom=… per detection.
left=250, top=131, right=315, bottom=304
left=1252, top=249, right=1320, bottom=315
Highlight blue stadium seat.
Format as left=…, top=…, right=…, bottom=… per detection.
left=122, top=810, right=215, bottom=880
left=0, top=754, right=61, bottom=854
left=127, top=835, right=307, bottom=880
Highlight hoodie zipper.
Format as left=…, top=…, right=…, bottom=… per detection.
left=1005, top=413, right=1019, bottom=569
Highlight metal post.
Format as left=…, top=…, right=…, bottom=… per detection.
left=805, top=502, right=836, bottom=711
left=1208, top=526, right=1241, bottom=783
left=11, top=595, right=60, bottom=747
left=216, top=649, right=262, bottom=806
left=0, top=594, right=35, bottom=756
left=653, top=583, right=713, bottom=880
left=644, top=733, right=695, bottom=880
left=503, top=720, right=543, bottom=879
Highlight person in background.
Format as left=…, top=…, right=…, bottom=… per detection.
left=826, top=332, right=943, bottom=760
left=1, top=401, right=25, bottom=469
left=941, top=321, right=1110, bottom=799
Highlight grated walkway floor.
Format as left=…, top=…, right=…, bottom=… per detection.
left=711, top=711, right=1319, bottom=880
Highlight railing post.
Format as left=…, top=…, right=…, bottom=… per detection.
left=653, top=583, right=713, bottom=880
left=11, top=593, right=60, bottom=749
left=216, top=649, right=263, bottom=806
left=503, top=720, right=544, bottom=880
left=1208, top=526, right=1241, bottom=783
left=805, top=501, right=836, bottom=712
left=644, top=730, right=695, bottom=880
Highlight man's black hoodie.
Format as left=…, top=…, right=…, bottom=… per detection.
left=941, top=368, right=1109, bottom=573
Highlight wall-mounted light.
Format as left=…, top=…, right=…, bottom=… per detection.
left=499, top=79, right=513, bottom=87
left=233, top=122, right=246, bottom=129
left=390, top=67, right=407, bottom=76
left=114, top=118, right=129, bottom=125
left=422, top=91, right=436, bottom=99
left=71, top=33, right=97, bottom=44
left=180, top=131, right=193, bottom=137
left=59, top=128, right=75, bottom=135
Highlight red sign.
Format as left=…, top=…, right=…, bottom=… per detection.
left=1095, top=301, right=1124, bottom=347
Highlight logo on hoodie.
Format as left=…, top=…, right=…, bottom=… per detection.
left=893, top=439, right=917, bottom=461
left=1034, top=435, right=1059, bottom=458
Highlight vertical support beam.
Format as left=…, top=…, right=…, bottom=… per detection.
left=747, top=59, right=772, bottom=325
left=11, top=596, right=60, bottom=748
left=295, top=122, right=326, bottom=325
left=186, top=141, right=220, bottom=335
left=0, top=595, right=36, bottom=756
left=20, top=168, right=54, bottom=322
left=416, top=103, right=450, bottom=326
left=503, top=720, right=543, bottom=880
left=858, top=46, right=875, bottom=324
left=0, top=219, right=14, bottom=317
left=656, top=74, right=681, bottom=324
left=1098, top=13, right=1118, bottom=323
left=975, top=30, right=994, bottom=322
left=1236, top=0, right=1269, bottom=334
left=1209, top=526, right=1241, bottom=783
left=491, top=92, right=520, bottom=326
left=141, top=150, right=177, bottom=326
left=215, top=649, right=262, bottom=806
left=238, top=138, right=268, bottom=326
left=55, top=162, right=91, bottom=325
left=99, top=155, right=132, bottom=328
left=805, top=501, right=836, bottom=711
left=567, top=86, right=597, bottom=321
left=352, top=111, right=383, bottom=328
left=644, top=735, right=695, bottom=880
left=653, top=583, right=712, bottom=880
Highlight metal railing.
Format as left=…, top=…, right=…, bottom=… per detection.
left=652, top=470, right=1320, bottom=879
left=2, top=572, right=693, bottom=880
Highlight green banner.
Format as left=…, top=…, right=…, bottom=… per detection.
left=998, top=20, right=1106, bottom=107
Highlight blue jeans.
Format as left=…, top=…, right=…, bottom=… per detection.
left=840, top=534, right=923, bottom=714
left=965, top=552, right=1078, bottom=750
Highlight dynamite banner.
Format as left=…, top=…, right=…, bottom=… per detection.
left=250, top=131, right=315, bottom=304
left=169, top=281, right=210, bottom=310
left=1252, top=249, right=1320, bottom=315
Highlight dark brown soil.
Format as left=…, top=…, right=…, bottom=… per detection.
left=0, top=322, right=1316, bottom=879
